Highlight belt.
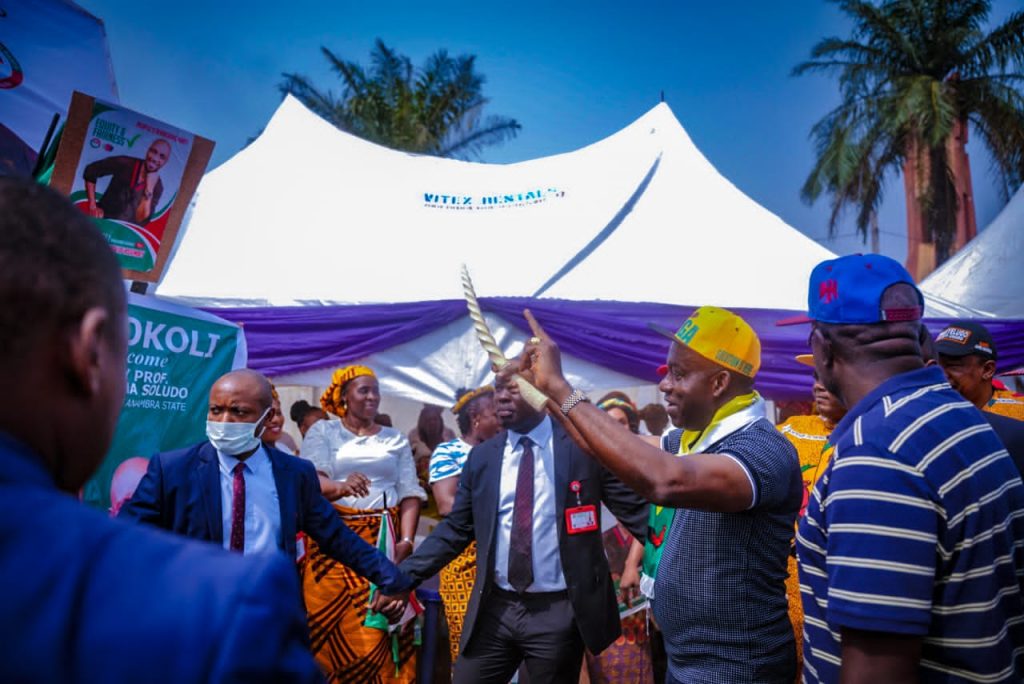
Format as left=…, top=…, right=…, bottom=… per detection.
left=491, top=587, right=568, bottom=600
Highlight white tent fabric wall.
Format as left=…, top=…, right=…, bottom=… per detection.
left=922, top=292, right=997, bottom=318
left=272, top=312, right=656, bottom=408
left=921, top=185, right=1024, bottom=318
left=273, top=311, right=666, bottom=447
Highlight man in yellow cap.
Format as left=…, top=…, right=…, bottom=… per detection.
left=515, top=306, right=802, bottom=684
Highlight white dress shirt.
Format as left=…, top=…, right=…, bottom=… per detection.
left=217, top=444, right=282, bottom=555
left=493, top=415, right=566, bottom=592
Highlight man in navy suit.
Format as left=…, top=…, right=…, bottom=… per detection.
left=120, top=369, right=412, bottom=606
left=0, top=177, right=323, bottom=682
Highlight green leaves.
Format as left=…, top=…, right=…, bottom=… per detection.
left=796, top=0, right=1024, bottom=259
left=280, top=39, right=520, bottom=160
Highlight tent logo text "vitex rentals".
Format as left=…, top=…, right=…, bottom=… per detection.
left=422, top=187, right=565, bottom=211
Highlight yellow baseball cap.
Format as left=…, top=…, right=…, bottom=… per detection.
left=650, top=306, right=761, bottom=378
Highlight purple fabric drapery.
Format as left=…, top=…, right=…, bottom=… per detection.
left=212, top=300, right=466, bottom=377
left=207, top=298, right=1024, bottom=401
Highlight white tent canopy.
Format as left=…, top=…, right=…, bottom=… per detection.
left=921, top=186, right=1024, bottom=318
left=157, top=97, right=844, bottom=408
left=159, top=96, right=835, bottom=308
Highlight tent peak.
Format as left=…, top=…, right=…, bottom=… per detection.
left=920, top=185, right=1024, bottom=317
left=264, top=94, right=689, bottom=168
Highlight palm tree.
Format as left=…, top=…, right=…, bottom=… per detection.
left=280, top=39, right=520, bottom=160
left=796, top=0, right=1024, bottom=273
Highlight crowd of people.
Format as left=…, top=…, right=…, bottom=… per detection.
left=3, top=175, right=1024, bottom=683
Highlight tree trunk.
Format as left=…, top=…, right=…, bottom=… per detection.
left=870, top=212, right=879, bottom=254
left=926, top=144, right=958, bottom=266
left=903, top=120, right=977, bottom=280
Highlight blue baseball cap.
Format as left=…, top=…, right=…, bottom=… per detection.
left=777, top=254, right=924, bottom=326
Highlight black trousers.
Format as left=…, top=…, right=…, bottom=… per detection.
left=453, top=588, right=585, bottom=684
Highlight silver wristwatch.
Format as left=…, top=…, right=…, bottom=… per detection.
left=560, top=388, right=590, bottom=416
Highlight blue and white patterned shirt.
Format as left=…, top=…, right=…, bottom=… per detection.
left=428, top=438, right=471, bottom=485
left=654, top=418, right=801, bottom=683
left=798, top=366, right=1024, bottom=683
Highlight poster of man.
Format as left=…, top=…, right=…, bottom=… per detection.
left=49, top=92, right=214, bottom=281
left=68, top=100, right=192, bottom=273
left=82, top=137, right=171, bottom=226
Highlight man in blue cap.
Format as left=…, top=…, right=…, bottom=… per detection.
left=782, top=254, right=1024, bottom=683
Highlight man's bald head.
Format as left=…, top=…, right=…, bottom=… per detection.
left=206, top=370, right=275, bottom=459
left=210, top=369, right=274, bottom=410
left=144, top=139, right=171, bottom=173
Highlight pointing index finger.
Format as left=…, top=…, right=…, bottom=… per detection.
left=524, top=309, right=548, bottom=340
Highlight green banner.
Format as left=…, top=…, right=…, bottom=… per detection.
left=82, top=293, right=246, bottom=511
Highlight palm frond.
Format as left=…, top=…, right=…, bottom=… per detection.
left=276, top=39, right=519, bottom=160
left=961, top=10, right=1024, bottom=74
left=439, top=115, right=521, bottom=159
left=796, top=0, right=1024, bottom=263
left=278, top=72, right=347, bottom=127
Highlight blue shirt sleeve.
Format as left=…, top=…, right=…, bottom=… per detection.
left=428, top=441, right=466, bottom=484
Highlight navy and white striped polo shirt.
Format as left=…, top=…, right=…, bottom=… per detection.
left=797, top=366, right=1024, bottom=683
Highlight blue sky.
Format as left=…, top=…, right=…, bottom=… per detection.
left=80, top=0, right=1019, bottom=263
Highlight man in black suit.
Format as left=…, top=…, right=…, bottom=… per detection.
left=396, top=374, right=647, bottom=683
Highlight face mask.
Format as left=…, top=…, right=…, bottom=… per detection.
left=206, top=407, right=272, bottom=456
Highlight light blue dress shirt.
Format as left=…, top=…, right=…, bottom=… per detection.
left=493, top=415, right=566, bottom=592
left=217, top=445, right=282, bottom=555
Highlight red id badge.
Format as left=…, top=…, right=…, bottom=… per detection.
left=565, top=505, right=599, bottom=534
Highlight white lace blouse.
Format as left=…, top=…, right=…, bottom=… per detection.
left=300, top=419, right=427, bottom=510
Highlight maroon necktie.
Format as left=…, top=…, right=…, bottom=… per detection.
left=508, top=436, right=535, bottom=592
left=229, top=462, right=246, bottom=552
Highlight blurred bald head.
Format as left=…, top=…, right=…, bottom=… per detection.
left=211, top=370, right=274, bottom=409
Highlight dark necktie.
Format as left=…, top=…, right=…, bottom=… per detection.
left=508, top=436, right=535, bottom=592
left=229, top=462, right=246, bottom=552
